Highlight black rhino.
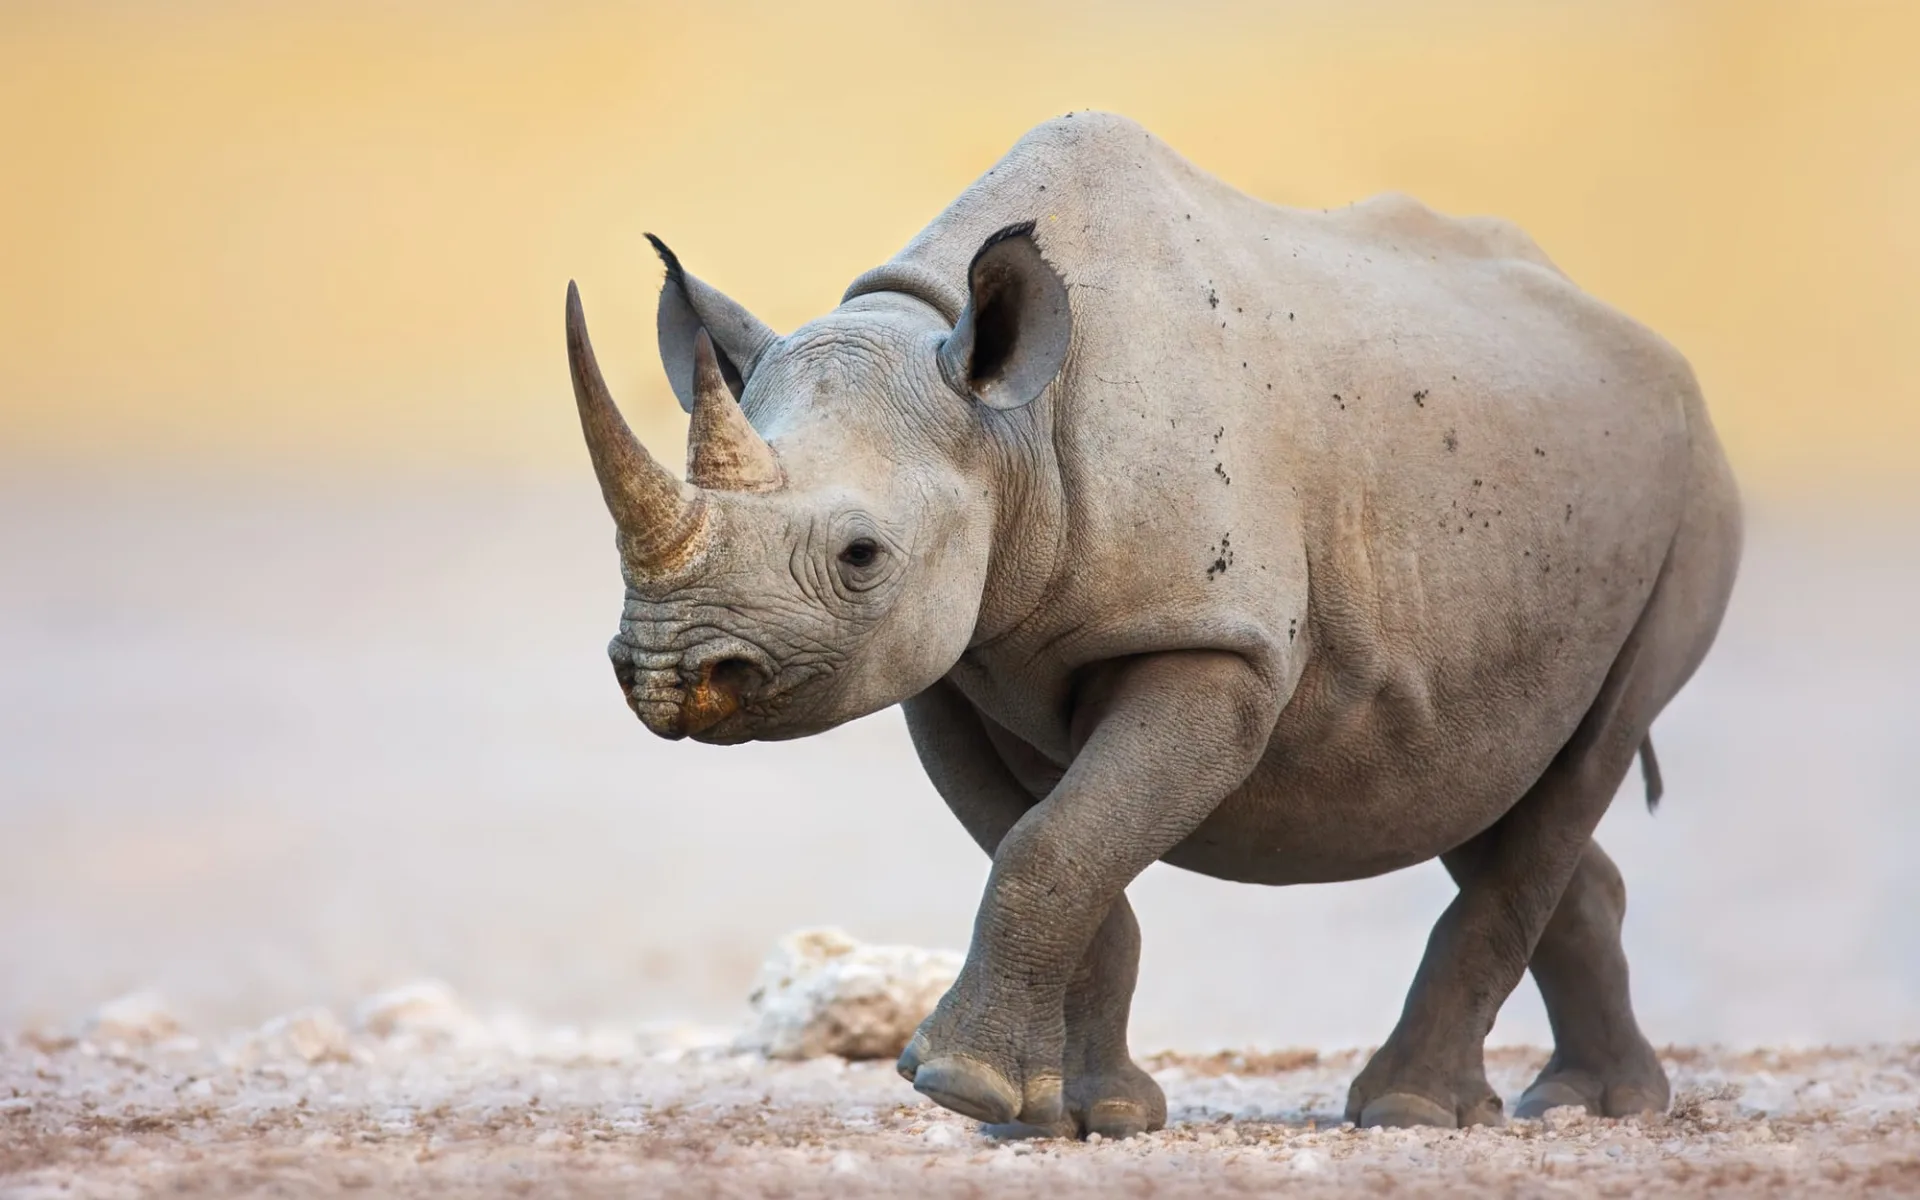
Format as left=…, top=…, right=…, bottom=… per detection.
left=562, top=112, right=1742, bottom=1137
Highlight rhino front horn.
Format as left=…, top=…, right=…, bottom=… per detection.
left=686, top=329, right=783, bottom=492
left=565, top=282, right=708, bottom=571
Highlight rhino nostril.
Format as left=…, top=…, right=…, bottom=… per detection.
left=706, top=656, right=762, bottom=696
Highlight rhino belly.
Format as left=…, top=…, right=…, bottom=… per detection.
left=1160, top=770, right=1519, bottom=885
left=1157, top=699, right=1574, bottom=886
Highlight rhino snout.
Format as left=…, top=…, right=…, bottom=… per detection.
left=613, top=641, right=774, bottom=740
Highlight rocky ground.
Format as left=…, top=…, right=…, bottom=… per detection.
left=3, top=994, right=1915, bottom=1199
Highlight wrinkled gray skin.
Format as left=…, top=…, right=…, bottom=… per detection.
left=565, top=113, right=1742, bottom=1138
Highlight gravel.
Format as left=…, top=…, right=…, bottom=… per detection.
left=4, top=1021, right=1915, bottom=1198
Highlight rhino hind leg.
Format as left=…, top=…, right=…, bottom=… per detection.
left=1343, top=716, right=1651, bottom=1130
left=1506, top=395, right=1737, bottom=1121
left=1348, top=572, right=1693, bottom=1125
left=1508, top=840, right=1670, bottom=1119
left=1346, top=406, right=1739, bottom=1130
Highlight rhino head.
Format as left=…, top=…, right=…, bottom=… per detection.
left=566, top=224, right=1069, bottom=744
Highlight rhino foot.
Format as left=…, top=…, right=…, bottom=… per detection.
left=1352, top=1086, right=1505, bottom=1130
left=1066, top=1060, right=1166, bottom=1139
left=910, top=1054, right=1023, bottom=1124
left=909, top=1060, right=1162, bottom=1141
left=899, top=1030, right=1066, bottom=1130
left=900, top=1024, right=1158, bottom=1139
left=1357, top=1092, right=1460, bottom=1129
left=1346, top=1053, right=1505, bottom=1129
left=1513, top=1055, right=1670, bottom=1120
left=925, top=1063, right=1163, bottom=1140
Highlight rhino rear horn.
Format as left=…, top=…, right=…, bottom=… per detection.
left=686, top=329, right=784, bottom=492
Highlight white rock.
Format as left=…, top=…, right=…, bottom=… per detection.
left=737, top=928, right=961, bottom=1060
left=85, top=990, right=180, bottom=1044
left=353, top=980, right=486, bottom=1045
left=251, top=1007, right=352, bottom=1064
left=1290, top=1148, right=1326, bottom=1174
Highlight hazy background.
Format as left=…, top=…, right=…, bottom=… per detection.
left=3, top=1, right=1916, bottom=1051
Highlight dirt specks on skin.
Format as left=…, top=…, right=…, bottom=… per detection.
left=3, top=1030, right=1915, bottom=1198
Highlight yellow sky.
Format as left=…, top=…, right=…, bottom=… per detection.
left=2, top=1, right=1915, bottom=495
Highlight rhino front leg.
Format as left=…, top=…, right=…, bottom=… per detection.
left=903, top=652, right=1279, bottom=1131
left=901, top=681, right=1168, bottom=1138
left=1059, top=897, right=1168, bottom=1138
left=900, top=897, right=1165, bottom=1139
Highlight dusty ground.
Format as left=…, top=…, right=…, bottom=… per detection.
left=4, top=1024, right=1916, bottom=1199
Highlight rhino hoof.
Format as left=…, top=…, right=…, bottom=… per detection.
left=1359, top=1092, right=1458, bottom=1129
left=896, top=1034, right=927, bottom=1084
left=1083, top=1098, right=1157, bottom=1139
left=982, top=1116, right=1079, bottom=1141
left=912, top=1056, right=1021, bottom=1125
left=1513, top=1080, right=1591, bottom=1120
left=1514, top=1069, right=1668, bottom=1120
left=1601, top=1086, right=1669, bottom=1117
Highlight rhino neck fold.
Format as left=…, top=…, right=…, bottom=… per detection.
left=839, top=261, right=967, bottom=327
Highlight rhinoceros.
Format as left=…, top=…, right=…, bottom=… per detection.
left=562, top=112, right=1742, bottom=1138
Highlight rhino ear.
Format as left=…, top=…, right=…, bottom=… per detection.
left=938, top=222, right=1071, bottom=411
left=649, top=234, right=779, bottom=414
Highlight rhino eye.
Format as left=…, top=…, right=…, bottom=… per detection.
left=838, top=539, right=880, bottom=569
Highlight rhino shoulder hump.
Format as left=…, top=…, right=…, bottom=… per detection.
left=1004, top=110, right=1165, bottom=175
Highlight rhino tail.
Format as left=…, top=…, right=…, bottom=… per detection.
left=1640, top=734, right=1664, bottom=813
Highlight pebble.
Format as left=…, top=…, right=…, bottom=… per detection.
left=829, top=1150, right=862, bottom=1174
left=250, top=1008, right=352, bottom=1064
left=353, top=981, right=484, bottom=1045
left=84, top=991, right=180, bottom=1045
